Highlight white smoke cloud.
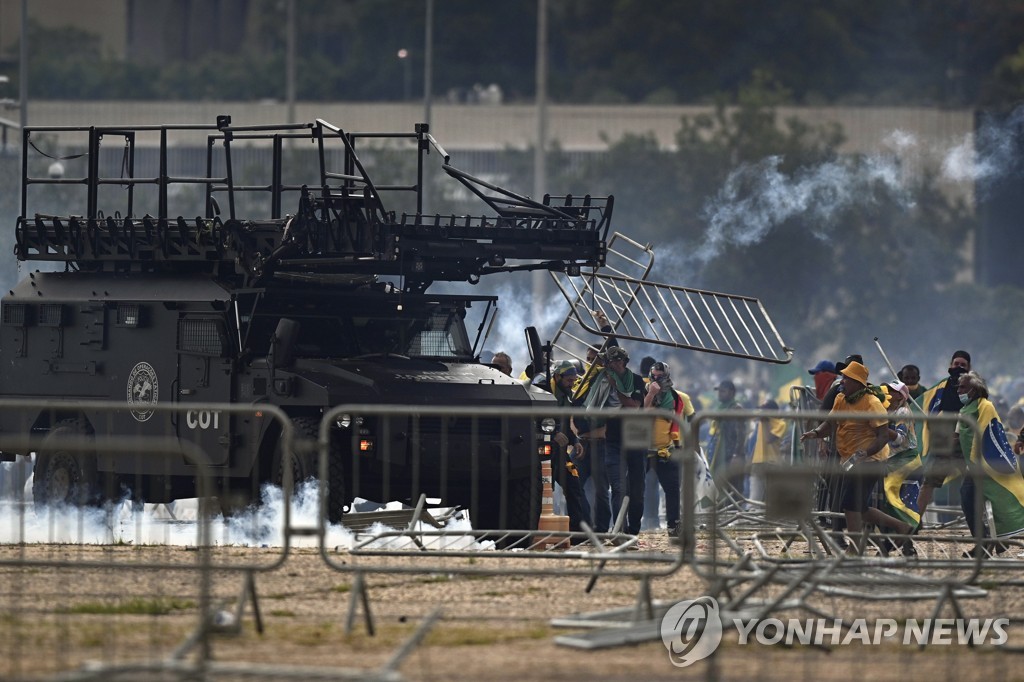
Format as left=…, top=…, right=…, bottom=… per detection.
left=0, top=478, right=481, bottom=550
left=482, top=280, right=572, bottom=375
left=696, top=153, right=913, bottom=262
left=694, top=104, right=1024, bottom=261
left=943, top=107, right=1024, bottom=188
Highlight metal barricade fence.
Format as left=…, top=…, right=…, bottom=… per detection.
left=311, top=404, right=701, bottom=648
left=0, top=399, right=455, bottom=681
left=0, top=401, right=218, bottom=680
left=0, top=399, right=315, bottom=681
left=8, top=395, right=1024, bottom=679
left=655, top=409, right=1024, bottom=667
left=0, top=400, right=299, bottom=569
left=688, top=408, right=1018, bottom=565
left=1, top=398, right=703, bottom=680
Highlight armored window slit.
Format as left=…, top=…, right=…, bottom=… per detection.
left=38, top=304, right=64, bottom=327
left=117, top=303, right=141, bottom=328
left=2, top=303, right=27, bottom=326
left=178, top=317, right=228, bottom=356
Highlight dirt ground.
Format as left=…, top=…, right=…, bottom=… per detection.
left=2, top=529, right=1024, bottom=681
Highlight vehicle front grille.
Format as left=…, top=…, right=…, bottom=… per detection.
left=409, top=415, right=508, bottom=441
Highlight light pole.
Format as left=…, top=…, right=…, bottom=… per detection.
left=531, top=0, right=549, bottom=325
left=423, top=0, right=434, bottom=125
left=286, top=0, right=296, bottom=126
left=397, top=48, right=411, bottom=101
left=19, top=0, right=26, bottom=131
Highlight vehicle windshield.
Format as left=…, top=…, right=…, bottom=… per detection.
left=245, top=300, right=474, bottom=361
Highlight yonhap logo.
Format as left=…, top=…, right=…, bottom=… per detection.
left=659, top=597, right=1009, bottom=663
left=660, top=596, right=723, bottom=667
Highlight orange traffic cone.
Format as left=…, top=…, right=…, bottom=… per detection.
left=534, top=458, right=569, bottom=549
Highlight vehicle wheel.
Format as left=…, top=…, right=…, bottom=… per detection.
left=471, top=474, right=541, bottom=532
left=507, top=474, right=542, bottom=531
left=326, top=448, right=349, bottom=525
left=272, top=416, right=318, bottom=492
left=271, top=416, right=348, bottom=523
left=32, top=420, right=97, bottom=507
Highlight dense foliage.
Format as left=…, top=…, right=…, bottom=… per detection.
left=6, top=0, right=1024, bottom=108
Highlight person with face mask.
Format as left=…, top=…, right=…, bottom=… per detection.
left=916, top=350, right=972, bottom=528
left=800, top=361, right=916, bottom=555
left=956, top=370, right=1024, bottom=555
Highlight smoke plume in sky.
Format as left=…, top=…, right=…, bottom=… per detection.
left=695, top=105, right=1024, bottom=262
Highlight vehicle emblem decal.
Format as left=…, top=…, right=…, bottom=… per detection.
left=127, top=361, right=159, bottom=422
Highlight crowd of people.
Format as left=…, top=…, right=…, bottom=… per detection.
left=487, top=329, right=1024, bottom=554
left=488, top=312, right=699, bottom=541
left=800, top=350, right=1024, bottom=556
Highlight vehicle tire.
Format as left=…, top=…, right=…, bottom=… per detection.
left=271, top=416, right=348, bottom=524
left=326, top=448, right=349, bottom=525
left=471, top=474, right=541, bottom=532
left=507, top=474, right=542, bottom=531
left=32, top=420, right=98, bottom=508
left=272, top=416, right=318, bottom=492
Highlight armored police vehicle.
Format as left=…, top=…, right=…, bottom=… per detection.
left=0, top=117, right=612, bottom=529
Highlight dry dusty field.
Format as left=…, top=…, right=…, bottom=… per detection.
left=2, top=528, right=1024, bottom=682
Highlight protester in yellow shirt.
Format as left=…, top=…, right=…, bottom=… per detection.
left=801, top=361, right=915, bottom=555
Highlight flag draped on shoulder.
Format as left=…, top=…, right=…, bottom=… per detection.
left=917, top=379, right=947, bottom=461
left=915, top=378, right=961, bottom=487
left=959, top=398, right=1024, bottom=538
left=881, top=442, right=923, bottom=528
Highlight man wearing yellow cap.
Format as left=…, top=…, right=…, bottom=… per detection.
left=801, top=361, right=915, bottom=555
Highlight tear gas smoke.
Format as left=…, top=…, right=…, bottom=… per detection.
left=695, top=105, right=1024, bottom=262
left=696, top=153, right=913, bottom=263
left=0, top=476, right=485, bottom=550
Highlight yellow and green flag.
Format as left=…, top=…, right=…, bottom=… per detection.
left=958, top=398, right=1024, bottom=538
left=916, top=378, right=960, bottom=486
left=882, top=446, right=922, bottom=528
left=751, top=417, right=786, bottom=465
left=917, top=378, right=947, bottom=464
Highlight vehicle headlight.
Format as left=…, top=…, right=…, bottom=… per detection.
left=540, top=417, right=556, bottom=434
left=335, top=414, right=364, bottom=429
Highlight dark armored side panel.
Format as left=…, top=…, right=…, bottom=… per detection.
left=1, top=272, right=236, bottom=479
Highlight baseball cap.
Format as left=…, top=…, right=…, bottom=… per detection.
left=886, top=380, right=910, bottom=401
left=834, top=354, right=863, bottom=374
left=808, top=360, right=836, bottom=375
left=716, top=379, right=736, bottom=392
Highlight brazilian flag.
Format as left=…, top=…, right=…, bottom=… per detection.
left=916, top=378, right=959, bottom=486
left=882, top=445, right=922, bottom=528
left=958, top=398, right=1024, bottom=538
left=917, top=379, right=947, bottom=462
